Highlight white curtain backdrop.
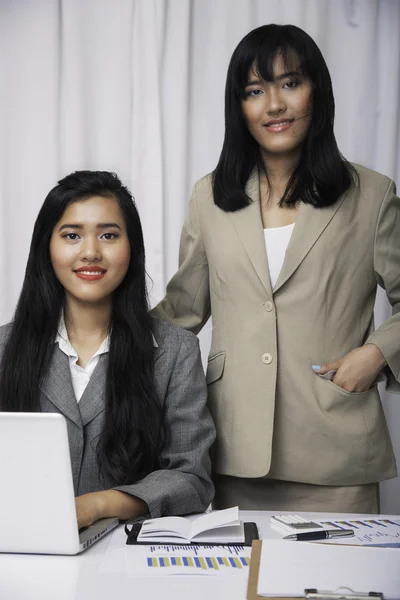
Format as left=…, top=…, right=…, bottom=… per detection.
left=0, top=0, right=399, bottom=512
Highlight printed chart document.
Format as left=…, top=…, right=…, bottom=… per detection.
left=271, top=514, right=400, bottom=547
left=100, top=526, right=251, bottom=577
left=314, top=516, right=400, bottom=547
left=137, top=506, right=244, bottom=544
left=255, top=539, right=400, bottom=598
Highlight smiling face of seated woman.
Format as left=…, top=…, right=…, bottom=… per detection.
left=49, top=195, right=131, bottom=307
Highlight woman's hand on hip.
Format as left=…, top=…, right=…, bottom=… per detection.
left=315, top=344, right=387, bottom=393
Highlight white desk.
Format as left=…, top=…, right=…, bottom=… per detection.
left=1, top=511, right=398, bottom=600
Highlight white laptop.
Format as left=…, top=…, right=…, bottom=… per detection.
left=0, top=412, right=118, bottom=554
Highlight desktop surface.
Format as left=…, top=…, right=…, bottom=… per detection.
left=0, top=510, right=398, bottom=600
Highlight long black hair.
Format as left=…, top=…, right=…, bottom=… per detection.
left=0, top=170, right=163, bottom=485
left=213, top=24, right=357, bottom=211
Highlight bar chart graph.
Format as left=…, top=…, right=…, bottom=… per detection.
left=146, top=555, right=250, bottom=570
left=318, top=518, right=400, bottom=546
left=145, top=543, right=251, bottom=571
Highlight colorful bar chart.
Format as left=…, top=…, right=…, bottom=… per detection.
left=146, top=554, right=250, bottom=570
left=320, top=518, right=400, bottom=530
left=318, top=518, right=400, bottom=546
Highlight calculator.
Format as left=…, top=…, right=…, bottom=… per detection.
left=271, top=515, right=323, bottom=534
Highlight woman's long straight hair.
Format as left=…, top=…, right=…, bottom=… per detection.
left=0, top=171, right=162, bottom=485
left=213, top=24, right=357, bottom=212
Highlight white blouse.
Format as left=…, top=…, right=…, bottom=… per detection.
left=55, top=316, right=110, bottom=402
left=264, top=222, right=295, bottom=289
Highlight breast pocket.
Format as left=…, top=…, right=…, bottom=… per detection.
left=206, top=351, right=226, bottom=385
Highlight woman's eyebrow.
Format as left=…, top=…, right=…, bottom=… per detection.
left=58, top=223, right=82, bottom=231
left=58, top=222, right=122, bottom=231
left=246, top=71, right=301, bottom=86
left=274, top=70, right=302, bottom=81
left=96, top=223, right=122, bottom=230
left=246, top=78, right=262, bottom=86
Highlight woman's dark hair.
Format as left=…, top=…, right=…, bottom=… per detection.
left=213, top=23, right=357, bottom=211
left=0, top=170, right=163, bottom=485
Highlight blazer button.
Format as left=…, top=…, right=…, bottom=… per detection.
left=261, top=353, right=273, bottom=364
left=264, top=301, right=273, bottom=312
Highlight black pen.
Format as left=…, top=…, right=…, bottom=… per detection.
left=284, top=529, right=355, bottom=541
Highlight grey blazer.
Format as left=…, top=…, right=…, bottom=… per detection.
left=0, top=319, right=215, bottom=517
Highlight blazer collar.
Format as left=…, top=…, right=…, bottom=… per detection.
left=228, top=167, right=348, bottom=296
left=78, top=354, right=107, bottom=426
left=79, top=340, right=165, bottom=425
left=273, top=195, right=347, bottom=292
left=42, top=339, right=165, bottom=429
left=41, top=345, right=83, bottom=428
left=41, top=351, right=108, bottom=428
left=41, top=346, right=107, bottom=428
left=228, top=168, right=274, bottom=299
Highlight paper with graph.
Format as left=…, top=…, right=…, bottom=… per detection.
left=99, top=526, right=251, bottom=577
left=272, top=514, right=400, bottom=547
left=316, top=516, right=400, bottom=547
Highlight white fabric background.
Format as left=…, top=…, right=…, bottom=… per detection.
left=0, top=0, right=399, bottom=512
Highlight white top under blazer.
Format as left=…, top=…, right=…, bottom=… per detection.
left=264, top=223, right=295, bottom=288
left=56, top=315, right=110, bottom=402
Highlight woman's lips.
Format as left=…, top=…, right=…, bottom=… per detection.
left=74, top=268, right=107, bottom=281
left=264, top=119, right=294, bottom=133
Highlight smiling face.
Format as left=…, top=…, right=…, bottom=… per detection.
left=49, top=195, right=131, bottom=308
left=241, top=53, right=313, bottom=164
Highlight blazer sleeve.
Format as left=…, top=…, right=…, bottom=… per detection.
left=366, top=179, right=400, bottom=393
left=152, top=180, right=211, bottom=334
left=113, top=332, right=216, bottom=517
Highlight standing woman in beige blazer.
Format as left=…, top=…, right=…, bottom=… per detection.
left=153, top=24, right=400, bottom=513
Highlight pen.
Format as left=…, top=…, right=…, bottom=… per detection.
left=284, top=529, right=355, bottom=541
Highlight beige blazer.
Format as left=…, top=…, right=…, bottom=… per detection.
left=153, top=164, right=400, bottom=486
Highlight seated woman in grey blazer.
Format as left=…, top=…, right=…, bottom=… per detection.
left=0, top=170, right=215, bottom=529
left=153, top=24, right=400, bottom=513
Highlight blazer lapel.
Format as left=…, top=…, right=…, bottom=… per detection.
left=78, top=337, right=165, bottom=427
left=153, top=335, right=165, bottom=363
left=41, top=345, right=82, bottom=428
left=273, top=193, right=348, bottom=293
left=78, top=354, right=107, bottom=427
left=228, top=168, right=273, bottom=299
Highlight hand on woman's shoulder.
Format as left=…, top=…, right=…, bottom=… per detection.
left=151, top=316, right=199, bottom=352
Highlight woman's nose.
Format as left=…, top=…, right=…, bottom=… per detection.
left=79, top=237, right=102, bottom=262
left=265, top=88, right=286, bottom=115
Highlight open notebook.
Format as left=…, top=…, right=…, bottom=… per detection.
left=136, top=506, right=244, bottom=544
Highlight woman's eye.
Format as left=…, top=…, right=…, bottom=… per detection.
left=283, top=80, right=298, bottom=89
left=246, top=89, right=263, bottom=97
left=101, top=232, right=118, bottom=240
left=63, top=233, right=80, bottom=241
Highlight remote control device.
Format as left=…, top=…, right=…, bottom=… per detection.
left=271, top=514, right=323, bottom=534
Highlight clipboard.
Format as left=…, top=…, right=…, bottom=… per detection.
left=125, top=521, right=259, bottom=546
left=247, top=541, right=389, bottom=600
left=247, top=540, right=298, bottom=600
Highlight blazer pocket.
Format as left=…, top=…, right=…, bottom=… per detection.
left=317, top=372, right=379, bottom=396
left=206, top=351, right=226, bottom=385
